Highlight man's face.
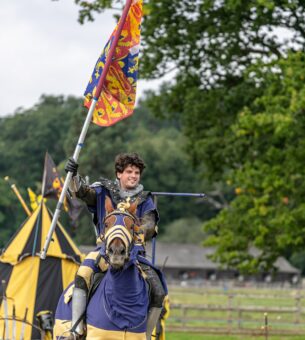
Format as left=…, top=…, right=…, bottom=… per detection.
left=117, top=165, right=141, bottom=190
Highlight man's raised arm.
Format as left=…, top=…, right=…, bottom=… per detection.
left=65, top=158, right=96, bottom=206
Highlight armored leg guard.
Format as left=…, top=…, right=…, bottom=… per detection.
left=139, top=263, right=166, bottom=308
left=146, top=307, right=162, bottom=340
left=71, top=287, right=87, bottom=336
left=71, top=276, right=88, bottom=336
left=139, top=264, right=166, bottom=339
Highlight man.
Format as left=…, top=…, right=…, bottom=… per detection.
left=65, top=153, right=166, bottom=339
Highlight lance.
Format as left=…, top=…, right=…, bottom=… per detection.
left=40, top=0, right=133, bottom=259
left=152, top=192, right=206, bottom=198
left=4, top=177, right=31, bottom=217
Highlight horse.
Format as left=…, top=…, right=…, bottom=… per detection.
left=54, top=197, right=166, bottom=340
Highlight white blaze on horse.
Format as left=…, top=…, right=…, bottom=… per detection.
left=54, top=198, right=167, bottom=340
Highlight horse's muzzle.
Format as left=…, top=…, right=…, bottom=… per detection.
left=107, top=240, right=128, bottom=269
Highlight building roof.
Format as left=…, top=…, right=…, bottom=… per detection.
left=79, top=242, right=300, bottom=274
left=146, top=242, right=300, bottom=274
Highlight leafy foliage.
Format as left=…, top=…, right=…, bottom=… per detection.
left=0, top=95, right=82, bottom=248
left=158, top=217, right=205, bottom=245
left=0, top=95, right=82, bottom=186
left=73, top=1, right=305, bottom=81
left=204, top=53, right=305, bottom=272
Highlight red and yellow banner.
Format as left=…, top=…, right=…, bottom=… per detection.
left=84, top=0, right=142, bottom=126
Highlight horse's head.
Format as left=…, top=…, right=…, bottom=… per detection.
left=103, top=197, right=139, bottom=270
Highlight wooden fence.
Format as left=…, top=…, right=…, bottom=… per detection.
left=166, top=286, right=305, bottom=336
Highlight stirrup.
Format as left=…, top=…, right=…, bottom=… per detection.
left=72, top=330, right=85, bottom=340
left=59, top=330, right=84, bottom=340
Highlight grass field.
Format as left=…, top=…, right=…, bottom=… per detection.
left=165, top=285, right=305, bottom=338
left=166, top=333, right=305, bottom=340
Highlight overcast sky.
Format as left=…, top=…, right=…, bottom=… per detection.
left=0, top=0, right=163, bottom=117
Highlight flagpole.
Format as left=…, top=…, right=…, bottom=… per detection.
left=40, top=0, right=133, bottom=259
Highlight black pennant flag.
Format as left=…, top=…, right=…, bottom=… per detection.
left=42, top=152, right=84, bottom=227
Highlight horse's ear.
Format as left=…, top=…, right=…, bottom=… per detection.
left=105, top=196, right=115, bottom=214
left=128, top=200, right=138, bottom=216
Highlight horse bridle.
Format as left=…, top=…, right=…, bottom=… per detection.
left=102, top=209, right=140, bottom=249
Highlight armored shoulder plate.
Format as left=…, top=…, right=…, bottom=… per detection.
left=137, top=191, right=151, bottom=205
left=98, top=177, right=121, bottom=203
left=98, top=177, right=151, bottom=206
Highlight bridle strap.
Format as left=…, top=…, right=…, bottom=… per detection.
left=104, top=225, right=133, bottom=249
left=104, top=209, right=139, bottom=225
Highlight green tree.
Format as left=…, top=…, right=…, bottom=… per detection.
left=0, top=95, right=82, bottom=187
left=0, top=95, right=83, bottom=245
left=73, top=0, right=305, bottom=79
left=204, top=53, right=305, bottom=272
left=0, top=179, right=23, bottom=249
left=158, top=217, right=205, bottom=245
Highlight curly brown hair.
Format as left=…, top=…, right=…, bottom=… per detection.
left=115, top=153, right=146, bottom=175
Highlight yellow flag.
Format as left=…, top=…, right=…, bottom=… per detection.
left=27, top=188, right=45, bottom=211
left=28, top=188, right=38, bottom=211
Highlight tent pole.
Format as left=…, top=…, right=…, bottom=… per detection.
left=4, top=177, right=31, bottom=216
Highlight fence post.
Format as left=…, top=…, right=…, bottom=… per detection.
left=264, top=313, right=269, bottom=340
left=295, top=291, right=301, bottom=324
left=238, top=308, right=242, bottom=329
left=182, top=306, right=187, bottom=328
left=227, top=293, right=233, bottom=332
